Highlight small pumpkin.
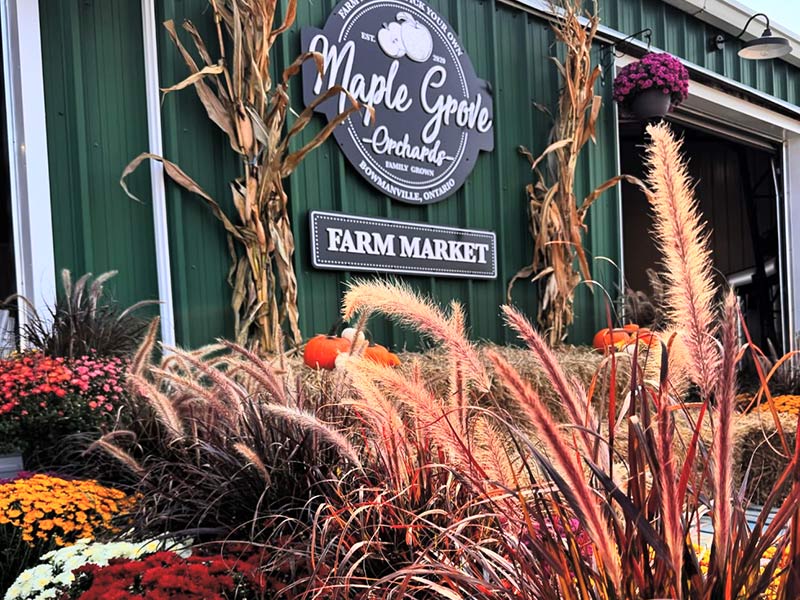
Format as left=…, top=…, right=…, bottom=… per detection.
left=633, top=328, right=657, bottom=346
left=593, top=328, right=631, bottom=351
left=364, top=343, right=401, bottom=367
left=622, top=323, right=640, bottom=333
left=303, top=335, right=351, bottom=370
left=341, top=327, right=366, bottom=345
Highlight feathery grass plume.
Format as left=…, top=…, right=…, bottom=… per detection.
left=84, top=434, right=144, bottom=476
left=712, top=290, right=739, bottom=568
left=342, top=279, right=490, bottom=391
left=344, top=356, right=478, bottom=477
left=471, top=417, right=518, bottom=490
left=340, top=359, right=409, bottom=435
left=130, top=318, right=160, bottom=376
left=162, top=346, right=249, bottom=412
left=258, top=403, right=363, bottom=471
left=501, top=304, right=604, bottom=470
left=644, top=122, right=719, bottom=397
left=219, top=339, right=288, bottom=404
left=487, top=349, right=622, bottom=589
left=653, top=384, right=683, bottom=596
left=127, top=373, right=184, bottom=442
left=234, top=443, right=271, bottom=483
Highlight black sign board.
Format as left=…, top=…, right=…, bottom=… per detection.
left=310, top=211, right=497, bottom=279
left=301, top=0, right=494, bottom=204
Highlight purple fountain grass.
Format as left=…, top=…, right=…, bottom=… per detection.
left=644, top=122, right=719, bottom=398
left=712, top=291, right=739, bottom=570
left=342, top=279, right=490, bottom=391
left=653, top=382, right=683, bottom=596
left=487, top=349, right=622, bottom=589
left=343, top=355, right=503, bottom=486
left=501, top=304, right=605, bottom=471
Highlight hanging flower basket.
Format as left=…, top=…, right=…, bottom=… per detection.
left=613, top=52, right=689, bottom=119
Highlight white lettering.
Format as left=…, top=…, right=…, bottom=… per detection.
left=327, top=228, right=343, bottom=251
left=400, top=236, right=420, bottom=257
left=363, top=126, right=449, bottom=167
left=421, top=66, right=493, bottom=144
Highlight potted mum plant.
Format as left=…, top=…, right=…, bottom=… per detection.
left=613, top=52, right=689, bottom=119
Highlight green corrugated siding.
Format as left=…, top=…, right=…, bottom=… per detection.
left=283, top=0, right=620, bottom=346
left=40, top=0, right=159, bottom=310
left=155, top=0, right=241, bottom=348
left=40, top=0, right=800, bottom=349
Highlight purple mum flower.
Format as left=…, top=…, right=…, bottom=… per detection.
left=613, top=52, right=690, bottom=111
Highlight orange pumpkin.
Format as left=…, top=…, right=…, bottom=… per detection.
left=622, top=323, right=640, bottom=333
left=303, top=335, right=351, bottom=370
left=593, top=328, right=631, bottom=351
left=635, top=328, right=658, bottom=346
left=364, top=344, right=401, bottom=367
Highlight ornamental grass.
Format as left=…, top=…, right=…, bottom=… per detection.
left=88, top=122, right=800, bottom=598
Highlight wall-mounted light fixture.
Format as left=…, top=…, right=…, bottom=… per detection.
left=711, top=13, right=791, bottom=60
left=599, top=27, right=652, bottom=80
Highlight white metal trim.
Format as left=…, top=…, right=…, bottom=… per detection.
left=784, top=137, right=800, bottom=350
left=611, top=93, right=625, bottom=310
left=141, top=0, right=176, bottom=347
left=1, top=0, right=56, bottom=335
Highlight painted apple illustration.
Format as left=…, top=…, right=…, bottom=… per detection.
left=397, top=12, right=433, bottom=63
left=377, top=21, right=406, bottom=59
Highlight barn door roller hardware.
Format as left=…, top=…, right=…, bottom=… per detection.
left=710, top=13, right=791, bottom=60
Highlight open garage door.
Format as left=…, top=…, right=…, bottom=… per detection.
left=619, top=117, right=787, bottom=356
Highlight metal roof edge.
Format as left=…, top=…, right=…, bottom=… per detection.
left=498, top=0, right=800, bottom=120
left=660, top=0, right=800, bottom=69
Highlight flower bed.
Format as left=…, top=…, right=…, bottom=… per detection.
left=0, top=474, right=137, bottom=592
left=67, top=549, right=264, bottom=599
left=0, top=353, right=127, bottom=462
left=4, top=537, right=190, bottom=600
left=3, top=123, right=800, bottom=600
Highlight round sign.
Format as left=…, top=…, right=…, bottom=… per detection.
left=301, top=0, right=494, bottom=204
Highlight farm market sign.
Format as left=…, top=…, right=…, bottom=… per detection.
left=310, top=211, right=497, bottom=279
left=301, top=0, right=494, bottom=204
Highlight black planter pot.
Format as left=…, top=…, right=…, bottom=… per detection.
left=630, top=89, right=672, bottom=119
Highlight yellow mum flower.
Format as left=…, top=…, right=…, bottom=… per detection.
left=0, top=474, right=136, bottom=548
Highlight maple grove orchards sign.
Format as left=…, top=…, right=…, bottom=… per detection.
left=301, top=0, right=494, bottom=204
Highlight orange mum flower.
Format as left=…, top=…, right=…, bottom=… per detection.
left=0, top=474, right=136, bottom=548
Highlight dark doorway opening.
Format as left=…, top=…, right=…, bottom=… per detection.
left=619, top=118, right=786, bottom=357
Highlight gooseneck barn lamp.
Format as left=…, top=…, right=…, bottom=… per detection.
left=712, top=13, right=791, bottom=60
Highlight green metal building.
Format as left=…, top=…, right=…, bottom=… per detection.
left=3, top=0, right=800, bottom=353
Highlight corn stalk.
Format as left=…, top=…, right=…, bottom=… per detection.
left=122, top=0, right=363, bottom=353
left=508, top=0, right=634, bottom=345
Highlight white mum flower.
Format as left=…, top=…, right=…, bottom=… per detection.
left=3, top=581, right=22, bottom=600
